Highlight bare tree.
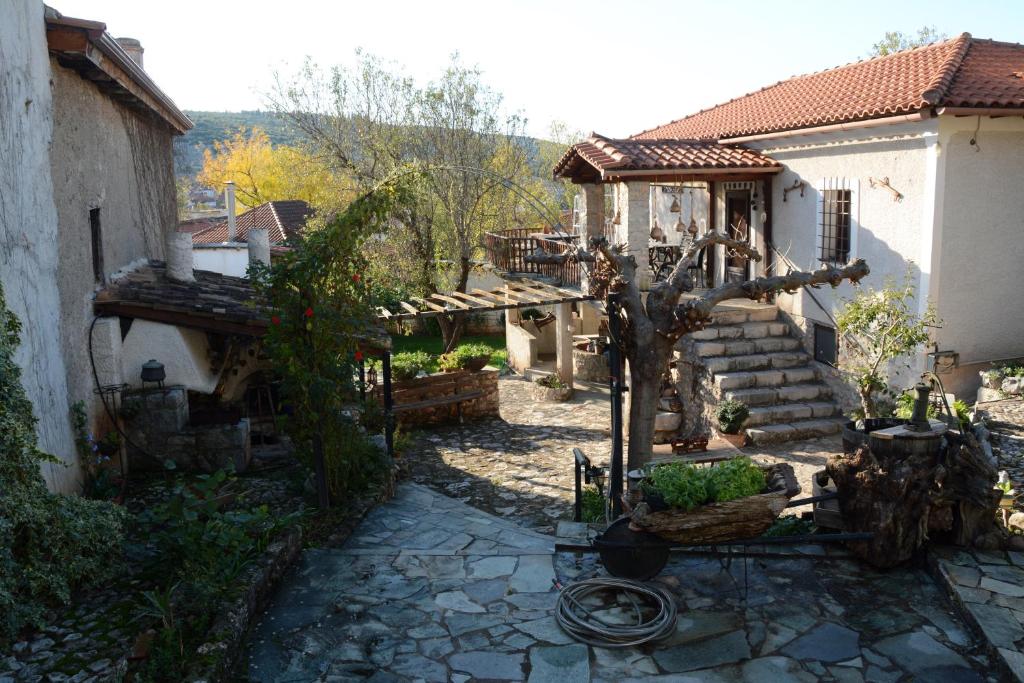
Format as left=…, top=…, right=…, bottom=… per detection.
left=534, top=234, right=869, bottom=470
left=269, top=53, right=531, bottom=352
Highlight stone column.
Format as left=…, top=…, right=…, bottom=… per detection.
left=579, top=183, right=604, bottom=240
left=166, top=232, right=194, bottom=282
left=555, top=302, right=574, bottom=386
left=618, top=181, right=653, bottom=290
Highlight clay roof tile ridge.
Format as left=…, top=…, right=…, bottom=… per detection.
left=922, top=32, right=974, bottom=105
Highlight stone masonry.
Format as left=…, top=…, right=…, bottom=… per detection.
left=678, top=300, right=845, bottom=445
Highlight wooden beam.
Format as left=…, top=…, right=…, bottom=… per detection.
left=450, top=290, right=497, bottom=308
left=377, top=306, right=393, bottom=319
left=411, top=296, right=448, bottom=313
left=399, top=301, right=421, bottom=316
left=94, top=302, right=264, bottom=337
left=431, top=293, right=472, bottom=309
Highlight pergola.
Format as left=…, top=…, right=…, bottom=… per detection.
left=376, top=278, right=594, bottom=385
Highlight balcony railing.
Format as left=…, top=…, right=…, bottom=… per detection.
left=483, top=229, right=581, bottom=288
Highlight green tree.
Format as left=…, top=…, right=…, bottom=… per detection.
left=836, top=270, right=940, bottom=418
left=269, top=53, right=537, bottom=352
left=871, top=26, right=948, bottom=56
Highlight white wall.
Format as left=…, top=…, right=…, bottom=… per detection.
left=931, top=116, right=1024, bottom=394
left=751, top=123, right=935, bottom=390
left=120, top=320, right=219, bottom=394
left=0, top=1, right=80, bottom=491
left=193, top=245, right=250, bottom=277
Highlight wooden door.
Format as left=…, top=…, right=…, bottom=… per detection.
left=725, top=190, right=751, bottom=283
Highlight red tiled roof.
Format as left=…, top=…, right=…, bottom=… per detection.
left=177, top=216, right=224, bottom=234
left=633, top=34, right=1024, bottom=141
left=553, top=133, right=780, bottom=180
left=192, top=200, right=312, bottom=245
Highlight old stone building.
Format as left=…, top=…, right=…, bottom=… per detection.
left=0, top=1, right=191, bottom=491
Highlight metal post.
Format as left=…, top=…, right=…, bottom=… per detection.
left=359, top=358, right=366, bottom=402
left=607, top=293, right=624, bottom=518
left=573, top=448, right=585, bottom=522
left=382, top=350, right=395, bottom=459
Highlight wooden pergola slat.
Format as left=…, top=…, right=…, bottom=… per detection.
left=379, top=281, right=594, bottom=321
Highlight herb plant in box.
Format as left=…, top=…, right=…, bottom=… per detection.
left=391, top=351, right=431, bottom=381
left=438, top=343, right=495, bottom=372
left=532, top=374, right=573, bottom=401
left=716, top=399, right=749, bottom=447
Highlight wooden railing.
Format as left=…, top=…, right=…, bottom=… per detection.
left=483, top=229, right=581, bottom=287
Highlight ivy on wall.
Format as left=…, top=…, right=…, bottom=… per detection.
left=0, top=282, right=126, bottom=644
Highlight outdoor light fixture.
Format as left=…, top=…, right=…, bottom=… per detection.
left=586, top=463, right=608, bottom=495
left=366, top=364, right=378, bottom=388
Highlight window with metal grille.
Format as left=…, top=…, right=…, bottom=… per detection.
left=89, top=208, right=104, bottom=283
left=818, top=188, right=851, bottom=263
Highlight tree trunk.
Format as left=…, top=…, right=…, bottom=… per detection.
left=859, top=386, right=877, bottom=419
left=437, top=314, right=465, bottom=354
left=625, top=336, right=675, bottom=471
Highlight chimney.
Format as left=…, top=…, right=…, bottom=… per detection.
left=115, top=37, right=144, bottom=69
left=225, top=181, right=237, bottom=242
left=247, top=228, right=271, bottom=270
left=166, top=232, right=195, bottom=282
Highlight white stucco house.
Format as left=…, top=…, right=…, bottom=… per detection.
left=549, top=33, right=1024, bottom=417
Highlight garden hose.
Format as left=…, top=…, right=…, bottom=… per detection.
left=555, top=577, right=677, bottom=647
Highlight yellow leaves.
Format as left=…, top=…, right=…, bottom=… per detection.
left=197, top=127, right=354, bottom=210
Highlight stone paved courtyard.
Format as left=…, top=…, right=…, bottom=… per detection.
left=243, top=483, right=993, bottom=682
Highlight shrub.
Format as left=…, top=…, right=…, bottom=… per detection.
left=536, top=375, right=568, bottom=389
left=392, top=351, right=432, bottom=380
left=0, top=282, right=126, bottom=644
left=716, top=400, right=749, bottom=434
left=581, top=486, right=605, bottom=523
left=894, top=390, right=937, bottom=420
left=764, top=514, right=815, bottom=537
left=954, top=399, right=972, bottom=431
left=438, top=342, right=495, bottom=371
left=644, top=457, right=766, bottom=511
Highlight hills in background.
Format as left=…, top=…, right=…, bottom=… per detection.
left=173, top=110, right=567, bottom=182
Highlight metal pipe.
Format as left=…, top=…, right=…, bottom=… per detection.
left=719, top=111, right=931, bottom=145
left=382, top=350, right=394, bottom=459
left=573, top=448, right=589, bottom=522
left=786, top=492, right=839, bottom=507
left=937, top=107, right=1024, bottom=117
left=607, top=293, right=625, bottom=518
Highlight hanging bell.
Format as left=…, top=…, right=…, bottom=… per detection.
left=674, top=216, right=685, bottom=232
left=669, top=195, right=681, bottom=213
left=612, top=209, right=621, bottom=225
left=688, top=217, right=699, bottom=237
left=650, top=220, right=664, bottom=241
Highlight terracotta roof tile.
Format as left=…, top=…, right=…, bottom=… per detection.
left=632, top=34, right=1024, bottom=141
left=553, top=134, right=780, bottom=180
left=192, top=200, right=312, bottom=244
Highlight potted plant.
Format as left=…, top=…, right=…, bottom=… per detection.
left=716, top=400, right=749, bottom=447
left=439, top=343, right=495, bottom=373
left=391, top=351, right=432, bottom=381
left=532, top=374, right=573, bottom=401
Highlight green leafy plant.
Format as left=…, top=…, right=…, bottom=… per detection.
left=837, top=270, right=940, bottom=418
left=764, top=515, right=816, bottom=537
left=520, top=308, right=544, bottom=320
left=0, top=283, right=127, bottom=645
left=894, top=390, right=938, bottom=420
left=580, top=485, right=605, bottom=523
left=250, top=173, right=416, bottom=502
left=536, top=374, right=568, bottom=389
left=438, top=342, right=495, bottom=371
left=953, top=399, right=972, bottom=431
left=391, top=350, right=432, bottom=380
left=644, top=457, right=765, bottom=511
left=716, top=400, right=749, bottom=434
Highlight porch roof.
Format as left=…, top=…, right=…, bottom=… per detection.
left=376, top=280, right=593, bottom=322
left=552, top=133, right=781, bottom=183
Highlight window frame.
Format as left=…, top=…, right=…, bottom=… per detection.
left=813, top=323, right=839, bottom=367
left=815, top=177, right=859, bottom=265
left=89, top=207, right=104, bottom=284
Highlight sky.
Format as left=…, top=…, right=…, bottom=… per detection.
left=52, top=0, right=1024, bottom=140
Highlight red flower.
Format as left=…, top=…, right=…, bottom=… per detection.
left=271, top=315, right=281, bottom=326
left=352, top=273, right=361, bottom=283
left=304, top=307, right=314, bottom=318
left=354, top=351, right=364, bottom=362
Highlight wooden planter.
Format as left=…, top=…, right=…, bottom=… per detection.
left=531, top=382, right=573, bottom=402
left=463, top=356, right=491, bottom=372
left=629, top=463, right=800, bottom=545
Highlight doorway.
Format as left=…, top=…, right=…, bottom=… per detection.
left=725, top=190, right=751, bottom=283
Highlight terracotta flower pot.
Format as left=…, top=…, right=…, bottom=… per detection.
left=718, top=430, right=747, bottom=448
left=463, top=356, right=490, bottom=372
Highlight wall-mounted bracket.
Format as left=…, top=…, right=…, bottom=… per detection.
left=782, top=179, right=805, bottom=202
left=869, top=176, right=904, bottom=202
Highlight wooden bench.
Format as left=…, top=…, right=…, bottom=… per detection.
left=379, top=370, right=485, bottom=423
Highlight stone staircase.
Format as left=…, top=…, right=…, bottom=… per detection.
left=691, top=303, right=845, bottom=445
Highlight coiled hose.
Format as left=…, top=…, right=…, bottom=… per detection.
left=555, top=577, right=678, bottom=647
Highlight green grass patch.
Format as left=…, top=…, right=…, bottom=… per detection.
left=389, top=334, right=506, bottom=373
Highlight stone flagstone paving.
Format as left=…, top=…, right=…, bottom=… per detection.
left=243, top=483, right=993, bottom=682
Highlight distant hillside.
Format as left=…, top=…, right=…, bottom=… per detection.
left=174, top=110, right=569, bottom=188
left=173, top=110, right=304, bottom=177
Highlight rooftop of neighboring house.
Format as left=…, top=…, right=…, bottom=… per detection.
left=192, top=200, right=313, bottom=245
left=44, top=5, right=192, bottom=134
left=632, top=33, right=1024, bottom=142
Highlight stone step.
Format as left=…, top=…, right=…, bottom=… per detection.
left=723, top=383, right=832, bottom=407
left=745, top=401, right=840, bottom=427
left=707, top=306, right=779, bottom=326
left=704, top=351, right=812, bottom=374
left=715, top=366, right=819, bottom=391
left=695, top=336, right=802, bottom=358
left=690, top=321, right=790, bottom=341
left=745, top=417, right=847, bottom=445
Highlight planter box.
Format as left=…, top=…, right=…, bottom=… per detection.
left=717, top=430, right=747, bottom=448
left=532, top=382, right=574, bottom=402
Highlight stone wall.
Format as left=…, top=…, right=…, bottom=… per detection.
left=121, top=386, right=251, bottom=472
left=380, top=369, right=499, bottom=427
left=0, top=1, right=80, bottom=491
